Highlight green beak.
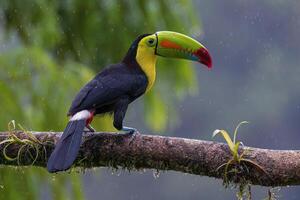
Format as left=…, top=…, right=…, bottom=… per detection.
left=155, top=31, right=212, bottom=68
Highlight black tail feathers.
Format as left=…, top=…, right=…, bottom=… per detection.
left=47, top=119, right=86, bottom=173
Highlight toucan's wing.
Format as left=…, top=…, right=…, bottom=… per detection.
left=68, top=64, right=147, bottom=115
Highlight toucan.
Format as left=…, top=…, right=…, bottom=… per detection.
left=47, top=31, right=212, bottom=173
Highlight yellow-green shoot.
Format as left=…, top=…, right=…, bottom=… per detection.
left=213, top=121, right=268, bottom=185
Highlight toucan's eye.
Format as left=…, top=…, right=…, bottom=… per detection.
left=147, top=38, right=156, bottom=46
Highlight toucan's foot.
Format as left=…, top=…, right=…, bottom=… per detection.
left=120, top=126, right=138, bottom=145
left=84, top=124, right=96, bottom=133
left=121, top=126, right=137, bottom=136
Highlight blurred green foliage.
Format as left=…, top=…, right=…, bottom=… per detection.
left=1, top=0, right=201, bottom=132
left=0, top=0, right=201, bottom=199
left=0, top=47, right=93, bottom=130
left=0, top=167, right=84, bottom=200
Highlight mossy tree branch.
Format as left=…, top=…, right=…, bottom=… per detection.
left=0, top=131, right=299, bottom=187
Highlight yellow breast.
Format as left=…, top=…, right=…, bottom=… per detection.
left=135, top=45, right=157, bottom=92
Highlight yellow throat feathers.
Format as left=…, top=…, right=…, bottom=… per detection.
left=135, top=45, right=157, bottom=92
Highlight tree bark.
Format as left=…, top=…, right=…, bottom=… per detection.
left=0, top=131, right=299, bottom=187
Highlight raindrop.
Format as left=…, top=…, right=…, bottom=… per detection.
left=152, top=169, right=160, bottom=179
left=115, top=171, right=121, bottom=176
left=111, top=167, right=120, bottom=176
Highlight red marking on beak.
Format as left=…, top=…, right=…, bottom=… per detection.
left=160, top=40, right=182, bottom=49
left=194, top=48, right=212, bottom=68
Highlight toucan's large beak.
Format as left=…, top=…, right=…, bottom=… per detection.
left=155, top=31, right=212, bottom=68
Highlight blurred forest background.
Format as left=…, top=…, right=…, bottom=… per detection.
left=0, top=0, right=300, bottom=199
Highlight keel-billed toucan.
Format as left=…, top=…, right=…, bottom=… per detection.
left=47, top=31, right=212, bottom=173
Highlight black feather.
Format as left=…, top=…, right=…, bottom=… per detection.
left=68, top=63, right=148, bottom=116
left=47, top=119, right=86, bottom=173
left=67, top=33, right=151, bottom=116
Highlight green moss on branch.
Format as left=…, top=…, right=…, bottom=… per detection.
left=0, top=131, right=299, bottom=187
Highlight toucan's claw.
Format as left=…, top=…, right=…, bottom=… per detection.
left=84, top=124, right=96, bottom=132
